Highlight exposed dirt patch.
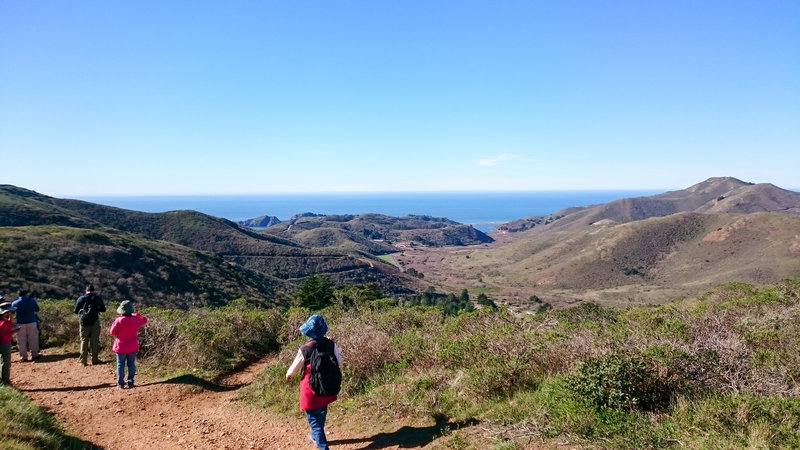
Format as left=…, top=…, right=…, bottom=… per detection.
left=11, top=349, right=467, bottom=449
left=13, top=351, right=305, bottom=449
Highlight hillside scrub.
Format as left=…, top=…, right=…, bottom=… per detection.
left=37, top=298, right=283, bottom=374
left=32, top=280, right=800, bottom=448
left=239, top=280, right=800, bottom=448
left=138, top=299, right=283, bottom=371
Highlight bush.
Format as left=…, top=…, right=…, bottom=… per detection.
left=336, top=323, right=399, bottom=393
left=138, top=299, right=282, bottom=372
left=36, top=300, right=80, bottom=349
left=554, top=302, right=618, bottom=326
left=37, top=299, right=115, bottom=352
left=278, top=306, right=313, bottom=347
left=566, top=353, right=671, bottom=412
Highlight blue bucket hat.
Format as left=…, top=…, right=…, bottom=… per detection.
left=299, top=314, right=328, bottom=340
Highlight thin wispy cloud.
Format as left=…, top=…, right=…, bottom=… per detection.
left=476, top=153, right=519, bottom=166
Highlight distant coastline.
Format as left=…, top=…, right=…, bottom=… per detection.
left=81, top=190, right=660, bottom=232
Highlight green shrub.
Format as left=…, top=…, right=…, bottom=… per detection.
left=554, top=302, right=619, bottom=326
left=36, top=299, right=80, bottom=348
left=566, top=353, right=671, bottom=412
left=138, top=299, right=282, bottom=372
left=37, top=298, right=115, bottom=353
left=369, top=298, right=398, bottom=310
left=621, top=306, right=690, bottom=341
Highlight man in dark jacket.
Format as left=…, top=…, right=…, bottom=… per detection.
left=73, top=285, right=106, bottom=366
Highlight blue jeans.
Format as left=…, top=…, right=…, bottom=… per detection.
left=305, top=407, right=328, bottom=450
left=115, top=352, right=136, bottom=387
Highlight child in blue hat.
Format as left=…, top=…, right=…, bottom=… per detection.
left=286, top=315, right=343, bottom=450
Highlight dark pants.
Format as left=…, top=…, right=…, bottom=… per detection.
left=79, top=320, right=101, bottom=364
left=0, top=342, right=11, bottom=385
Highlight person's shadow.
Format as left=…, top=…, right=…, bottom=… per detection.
left=33, top=352, right=81, bottom=363
left=328, top=414, right=479, bottom=449
left=143, top=374, right=242, bottom=392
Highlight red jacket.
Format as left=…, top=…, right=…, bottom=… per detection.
left=0, top=318, right=13, bottom=345
left=109, top=313, right=147, bottom=353
left=298, top=341, right=338, bottom=411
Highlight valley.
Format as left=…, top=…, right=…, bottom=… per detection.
left=1, top=177, right=798, bottom=311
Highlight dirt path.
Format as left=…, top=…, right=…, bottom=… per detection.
left=11, top=349, right=422, bottom=449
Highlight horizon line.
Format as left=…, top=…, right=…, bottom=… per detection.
left=75, top=188, right=671, bottom=198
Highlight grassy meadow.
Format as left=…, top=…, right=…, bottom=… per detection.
left=4, top=280, right=800, bottom=448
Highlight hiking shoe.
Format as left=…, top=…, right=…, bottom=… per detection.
left=92, top=359, right=102, bottom=365
left=116, top=384, right=125, bottom=390
left=127, top=382, right=134, bottom=389
left=19, top=357, right=28, bottom=362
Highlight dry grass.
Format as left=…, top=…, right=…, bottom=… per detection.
left=397, top=212, right=800, bottom=308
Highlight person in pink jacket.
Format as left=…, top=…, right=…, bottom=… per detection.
left=108, top=301, right=147, bottom=389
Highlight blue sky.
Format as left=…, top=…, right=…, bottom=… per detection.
left=1, top=1, right=798, bottom=196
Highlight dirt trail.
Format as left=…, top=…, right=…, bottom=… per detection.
left=11, top=349, right=412, bottom=449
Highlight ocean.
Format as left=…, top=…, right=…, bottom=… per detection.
left=81, top=191, right=659, bottom=232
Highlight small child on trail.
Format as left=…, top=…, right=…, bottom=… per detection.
left=108, top=301, right=147, bottom=389
left=0, top=301, right=20, bottom=386
left=286, top=314, right=343, bottom=450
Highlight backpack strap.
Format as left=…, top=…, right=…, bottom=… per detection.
left=82, top=293, right=93, bottom=309
left=300, top=340, right=315, bottom=362
left=300, top=340, right=318, bottom=377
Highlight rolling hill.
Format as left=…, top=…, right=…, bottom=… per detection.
left=500, top=177, right=800, bottom=233
left=4, top=177, right=797, bottom=309
left=397, top=178, right=800, bottom=307
left=0, top=186, right=425, bottom=306
left=0, top=225, right=285, bottom=308
left=252, top=212, right=493, bottom=253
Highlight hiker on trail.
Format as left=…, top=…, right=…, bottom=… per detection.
left=0, top=301, right=20, bottom=386
left=12, top=290, right=40, bottom=362
left=109, top=300, right=147, bottom=389
left=73, top=284, right=106, bottom=366
left=285, top=314, right=343, bottom=450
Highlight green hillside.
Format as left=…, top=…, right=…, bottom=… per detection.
left=0, top=185, right=424, bottom=306
left=0, top=225, right=285, bottom=308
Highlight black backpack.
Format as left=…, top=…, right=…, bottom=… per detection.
left=304, top=337, right=342, bottom=397
left=79, top=294, right=97, bottom=326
